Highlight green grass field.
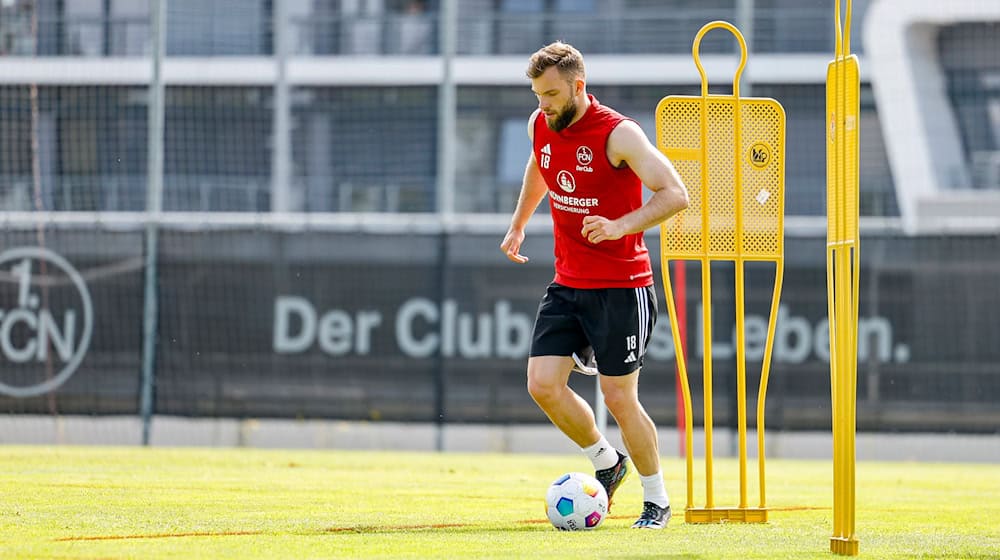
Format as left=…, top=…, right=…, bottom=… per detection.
left=1, top=445, right=997, bottom=559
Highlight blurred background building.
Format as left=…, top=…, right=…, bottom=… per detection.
left=0, top=0, right=890, bottom=215
left=1, top=1, right=997, bottom=220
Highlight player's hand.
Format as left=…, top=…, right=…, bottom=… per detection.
left=500, top=228, right=529, bottom=263
left=581, top=215, right=625, bottom=244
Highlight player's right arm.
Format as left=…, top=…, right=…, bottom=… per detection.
left=501, top=110, right=548, bottom=264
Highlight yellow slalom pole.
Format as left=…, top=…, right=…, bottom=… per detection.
left=827, top=0, right=860, bottom=554
left=833, top=2, right=845, bottom=542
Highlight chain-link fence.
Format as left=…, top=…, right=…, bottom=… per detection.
left=0, top=0, right=997, bottom=446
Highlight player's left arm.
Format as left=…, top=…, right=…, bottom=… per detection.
left=581, top=120, right=689, bottom=244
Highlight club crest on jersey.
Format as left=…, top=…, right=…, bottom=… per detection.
left=556, top=170, right=576, bottom=193
left=576, top=146, right=594, bottom=172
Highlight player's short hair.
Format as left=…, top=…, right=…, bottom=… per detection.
left=526, top=41, right=585, bottom=81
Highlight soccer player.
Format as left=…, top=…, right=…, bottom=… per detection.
left=500, top=41, right=689, bottom=529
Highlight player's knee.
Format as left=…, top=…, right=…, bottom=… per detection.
left=600, top=382, right=637, bottom=414
left=601, top=390, right=629, bottom=414
left=526, top=374, right=561, bottom=405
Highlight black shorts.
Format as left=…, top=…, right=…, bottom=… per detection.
left=530, top=282, right=657, bottom=376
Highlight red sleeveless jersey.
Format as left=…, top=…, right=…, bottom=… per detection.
left=533, top=95, right=652, bottom=289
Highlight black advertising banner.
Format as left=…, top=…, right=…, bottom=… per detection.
left=2, top=228, right=998, bottom=432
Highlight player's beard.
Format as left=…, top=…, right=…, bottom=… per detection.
left=545, top=98, right=578, bottom=132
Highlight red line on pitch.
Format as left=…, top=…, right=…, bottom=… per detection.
left=55, top=531, right=261, bottom=542
left=327, top=518, right=579, bottom=532
left=327, top=523, right=470, bottom=533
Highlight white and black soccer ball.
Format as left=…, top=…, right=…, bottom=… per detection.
left=545, top=472, right=609, bottom=530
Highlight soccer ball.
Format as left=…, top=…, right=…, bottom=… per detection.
left=545, top=472, right=609, bottom=530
